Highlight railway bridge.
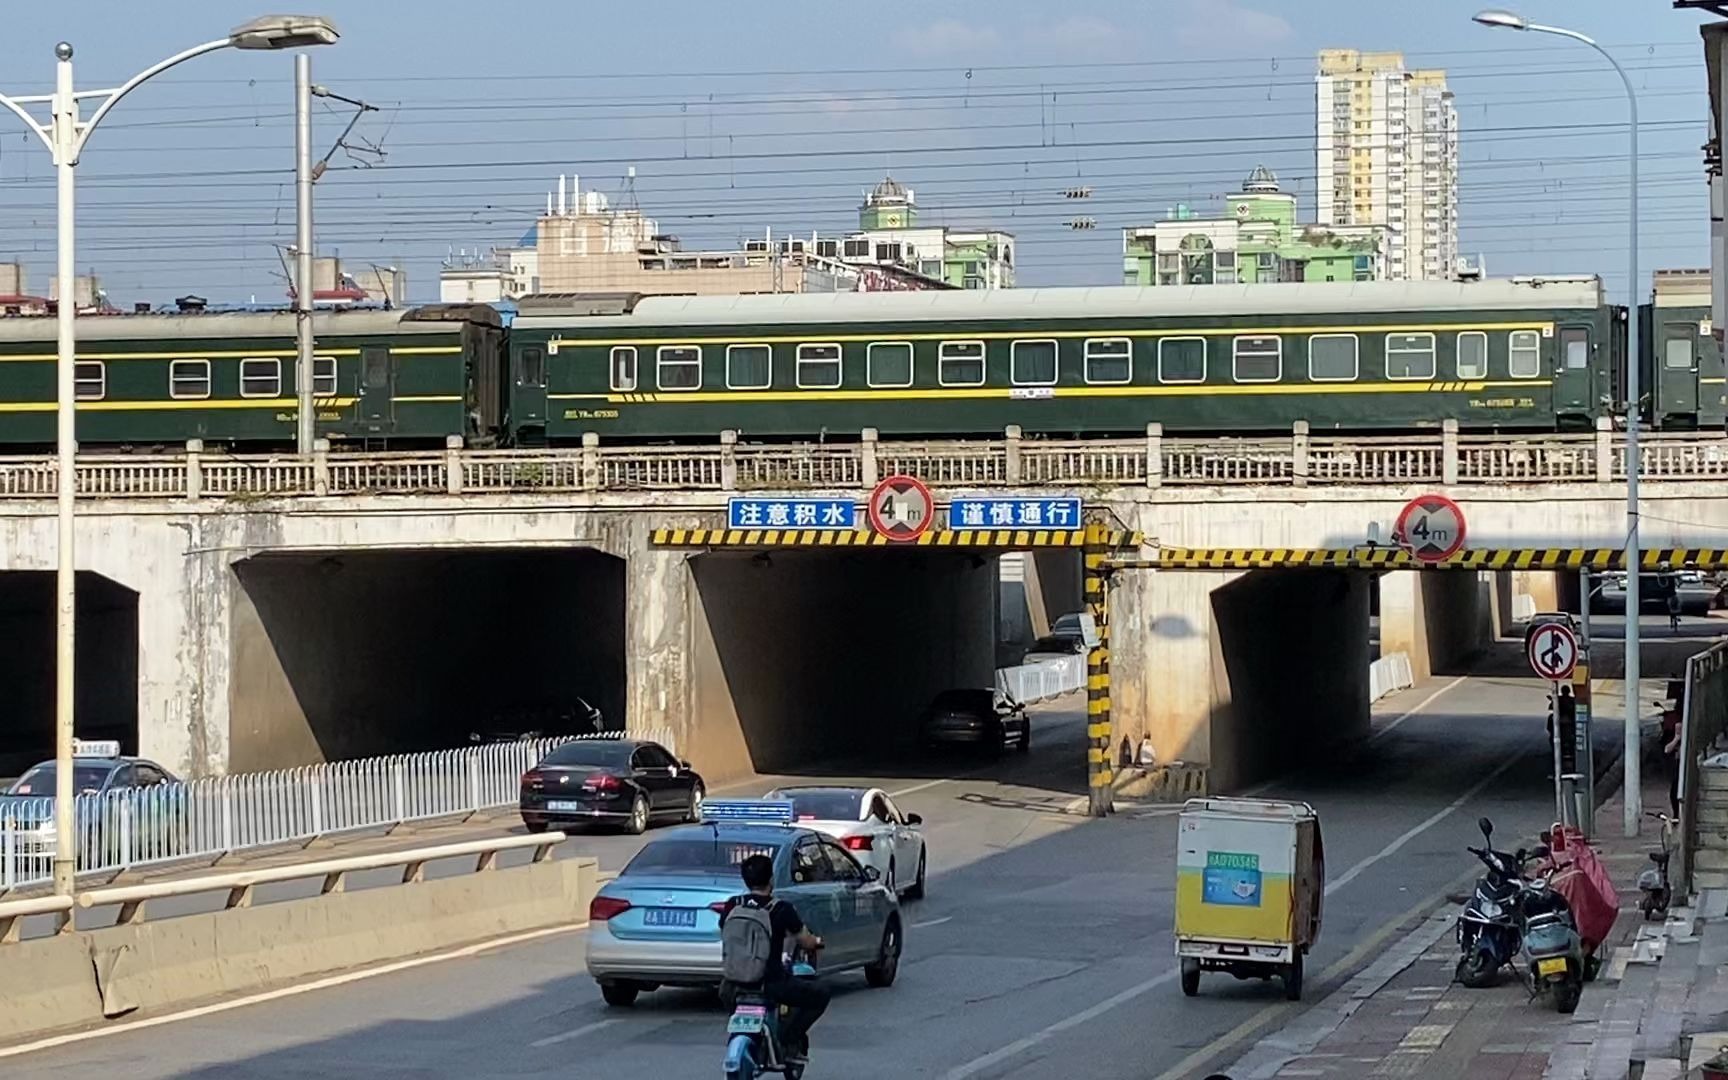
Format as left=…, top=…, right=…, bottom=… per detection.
left=0, top=421, right=1725, bottom=802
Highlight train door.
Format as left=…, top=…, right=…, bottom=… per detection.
left=514, top=342, right=548, bottom=438
left=359, top=345, right=396, bottom=433
left=1658, top=321, right=1698, bottom=425
left=1553, top=323, right=1595, bottom=421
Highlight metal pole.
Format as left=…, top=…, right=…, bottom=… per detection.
left=50, top=44, right=78, bottom=904
left=294, top=52, right=315, bottom=454
left=1551, top=683, right=1565, bottom=821
left=1616, top=44, right=1644, bottom=838
left=1577, top=570, right=1595, bottom=835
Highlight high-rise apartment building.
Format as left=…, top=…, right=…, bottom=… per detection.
left=1316, top=49, right=1458, bottom=281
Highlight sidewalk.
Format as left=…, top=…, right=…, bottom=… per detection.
left=1220, top=775, right=1664, bottom=1079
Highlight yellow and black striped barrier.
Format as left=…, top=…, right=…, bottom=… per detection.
left=649, top=527, right=1138, bottom=549
left=1084, top=520, right=1115, bottom=818
left=1148, top=547, right=1728, bottom=571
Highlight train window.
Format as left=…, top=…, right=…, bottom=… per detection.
left=1508, top=331, right=1541, bottom=378
left=299, top=356, right=338, bottom=396
left=726, top=344, right=772, bottom=390
left=1456, top=332, right=1488, bottom=379
left=1232, top=336, right=1281, bottom=383
left=867, top=342, right=913, bottom=388
left=363, top=348, right=392, bottom=390
left=939, top=341, right=986, bottom=387
left=74, top=361, right=105, bottom=401
left=797, top=343, right=843, bottom=389
left=1308, top=334, right=1358, bottom=382
left=239, top=358, right=281, bottom=398
left=657, top=346, right=702, bottom=391
left=1157, top=338, right=1206, bottom=384
left=1084, top=338, right=1132, bottom=385
left=1011, top=340, right=1058, bottom=386
left=610, top=347, right=638, bottom=392
left=518, top=346, right=546, bottom=388
left=1665, top=336, right=1695, bottom=370
left=1561, top=328, right=1589, bottom=369
left=169, top=359, right=210, bottom=400
left=1385, top=333, right=1436, bottom=380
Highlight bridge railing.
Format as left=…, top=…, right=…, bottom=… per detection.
left=0, top=420, right=1721, bottom=500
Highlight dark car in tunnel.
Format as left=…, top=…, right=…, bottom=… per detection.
left=919, top=689, right=1030, bottom=754
left=520, top=737, right=705, bottom=836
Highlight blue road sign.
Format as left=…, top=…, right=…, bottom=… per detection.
left=947, top=496, right=1082, bottom=530
left=727, top=497, right=856, bottom=529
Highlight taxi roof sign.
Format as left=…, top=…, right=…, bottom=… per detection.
left=71, top=738, right=122, bottom=758
left=699, top=799, right=797, bottom=826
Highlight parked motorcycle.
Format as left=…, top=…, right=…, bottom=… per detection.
left=1516, top=866, right=1585, bottom=1014
left=1638, top=811, right=1677, bottom=921
left=723, top=949, right=818, bottom=1080
left=1455, top=817, right=1525, bottom=988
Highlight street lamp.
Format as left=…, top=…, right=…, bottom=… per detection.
left=0, top=14, right=338, bottom=908
left=1474, top=9, right=1643, bottom=838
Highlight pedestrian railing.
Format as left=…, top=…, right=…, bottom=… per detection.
left=0, top=422, right=1721, bottom=502
left=997, top=655, right=1086, bottom=705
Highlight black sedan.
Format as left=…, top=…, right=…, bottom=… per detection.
left=520, top=738, right=705, bottom=836
left=919, top=689, right=1030, bottom=754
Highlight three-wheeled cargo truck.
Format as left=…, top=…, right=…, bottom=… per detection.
left=1175, top=797, right=1324, bottom=1000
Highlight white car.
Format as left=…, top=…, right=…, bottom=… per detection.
left=764, top=785, right=928, bottom=899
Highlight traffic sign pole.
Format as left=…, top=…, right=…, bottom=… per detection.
left=1576, top=570, right=1595, bottom=836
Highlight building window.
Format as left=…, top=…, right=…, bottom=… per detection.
left=1084, top=338, right=1132, bottom=385
left=610, top=346, right=638, bottom=392
left=867, top=342, right=913, bottom=388
left=938, top=341, right=985, bottom=386
left=74, top=361, right=105, bottom=401
left=1157, top=337, right=1206, bottom=384
left=1385, top=332, right=1436, bottom=380
left=1561, top=327, right=1589, bottom=369
left=797, top=343, right=842, bottom=389
left=169, top=359, right=210, bottom=400
left=815, top=239, right=838, bottom=259
left=842, top=238, right=870, bottom=259
left=726, top=344, right=772, bottom=390
left=1232, top=336, right=1282, bottom=383
left=1456, top=332, right=1488, bottom=379
left=874, top=242, right=902, bottom=263
left=657, top=345, right=702, bottom=391
left=1010, top=340, right=1057, bottom=386
left=239, top=358, right=281, bottom=398
left=1308, top=334, right=1358, bottom=382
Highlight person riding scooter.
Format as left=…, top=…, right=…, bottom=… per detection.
left=720, top=854, right=828, bottom=1065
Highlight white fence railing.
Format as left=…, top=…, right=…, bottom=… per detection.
left=1368, top=652, right=1416, bottom=703
left=996, top=655, right=1086, bottom=705
left=0, top=737, right=565, bottom=892
left=0, top=423, right=1722, bottom=502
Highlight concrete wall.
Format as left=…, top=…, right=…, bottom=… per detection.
left=1380, top=570, right=1494, bottom=681
left=995, top=550, right=1082, bottom=664
left=688, top=550, right=995, bottom=780
left=1113, top=568, right=1370, bottom=792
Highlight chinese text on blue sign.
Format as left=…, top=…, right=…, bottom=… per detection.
left=947, top=497, right=1082, bottom=530
left=727, top=498, right=857, bottom=529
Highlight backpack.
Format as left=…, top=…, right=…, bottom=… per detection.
left=721, top=898, right=777, bottom=985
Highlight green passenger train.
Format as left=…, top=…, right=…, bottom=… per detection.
left=0, top=277, right=1719, bottom=449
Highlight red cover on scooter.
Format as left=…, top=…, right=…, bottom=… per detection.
left=1545, top=825, right=1619, bottom=951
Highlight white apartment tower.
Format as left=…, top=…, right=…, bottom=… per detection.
left=1316, top=50, right=1458, bottom=281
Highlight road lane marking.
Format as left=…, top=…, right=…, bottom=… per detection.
left=940, top=747, right=1522, bottom=1080
left=0, top=922, right=590, bottom=1060
left=912, top=915, right=954, bottom=929
left=530, top=1018, right=620, bottom=1049
left=1369, top=675, right=1470, bottom=744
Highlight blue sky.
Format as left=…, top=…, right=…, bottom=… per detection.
left=0, top=1, right=1714, bottom=305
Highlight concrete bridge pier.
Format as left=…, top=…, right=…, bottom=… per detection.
left=1111, top=568, right=1371, bottom=792
left=1378, top=570, right=1497, bottom=682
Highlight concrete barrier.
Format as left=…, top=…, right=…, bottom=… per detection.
left=0, top=848, right=599, bottom=1045
left=1369, top=652, right=1415, bottom=703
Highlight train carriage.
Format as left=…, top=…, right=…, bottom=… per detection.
left=0, top=304, right=504, bottom=449
left=1641, top=269, right=1728, bottom=430
left=507, top=278, right=1618, bottom=443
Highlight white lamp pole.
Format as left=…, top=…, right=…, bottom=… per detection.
left=0, top=15, right=338, bottom=907
left=1475, top=10, right=1642, bottom=836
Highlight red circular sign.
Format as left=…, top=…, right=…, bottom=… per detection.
left=1394, top=494, right=1467, bottom=563
left=1527, top=622, right=1579, bottom=682
left=867, top=474, right=934, bottom=542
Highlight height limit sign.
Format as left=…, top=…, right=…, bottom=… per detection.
left=1394, top=493, right=1467, bottom=564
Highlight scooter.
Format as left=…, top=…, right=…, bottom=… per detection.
left=1516, top=866, right=1585, bottom=1014
left=1455, top=816, right=1526, bottom=988
left=1638, top=811, right=1677, bottom=921
left=723, top=950, right=818, bottom=1080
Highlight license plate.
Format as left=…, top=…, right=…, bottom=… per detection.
left=1536, top=958, right=1568, bottom=977
left=643, top=907, right=697, bottom=928
left=728, top=1012, right=766, bottom=1035
left=545, top=800, right=583, bottom=812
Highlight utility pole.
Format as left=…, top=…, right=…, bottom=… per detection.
left=295, top=52, right=315, bottom=454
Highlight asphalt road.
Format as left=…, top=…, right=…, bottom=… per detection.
left=11, top=674, right=1601, bottom=1079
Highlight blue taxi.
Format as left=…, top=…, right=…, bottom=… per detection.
left=584, top=799, right=903, bottom=1006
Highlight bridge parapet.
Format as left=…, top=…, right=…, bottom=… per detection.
left=0, top=420, right=1724, bottom=502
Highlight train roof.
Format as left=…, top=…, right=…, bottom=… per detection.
left=0, top=303, right=498, bottom=343
left=511, top=278, right=1606, bottom=330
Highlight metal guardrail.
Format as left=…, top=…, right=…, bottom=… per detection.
left=0, top=423, right=1723, bottom=501
left=0, top=893, right=72, bottom=943
left=75, top=831, right=567, bottom=929
left=996, top=655, right=1086, bottom=704
left=0, top=737, right=566, bottom=892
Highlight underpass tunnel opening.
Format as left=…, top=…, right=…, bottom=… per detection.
left=0, top=572, right=138, bottom=780
left=689, top=548, right=999, bottom=780
left=994, top=550, right=1085, bottom=667
left=229, top=548, right=625, bottom=772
